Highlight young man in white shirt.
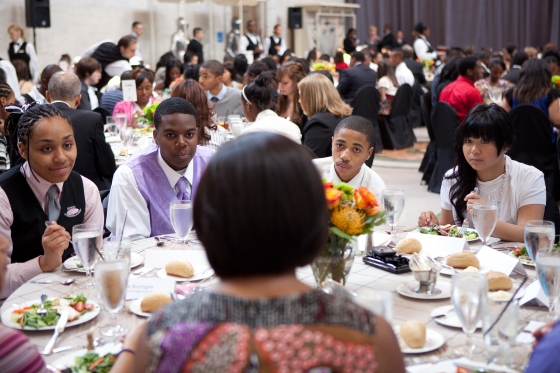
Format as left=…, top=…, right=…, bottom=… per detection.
left=198, top=60, right=244, bottom=118
left=239, top=20, right=264, bottom=61
left=131, top=21, right=144, bottom=60
left=263, top=24, right=287, bottom=57
left=313, top=115, right=386, bottom=199
left=390, top=48, right=415, bottom=87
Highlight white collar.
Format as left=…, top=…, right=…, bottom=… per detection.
left=255, top=109, right=277, bottom=121
left=329, top=161, right=366, bottom=188
left=14, top=38, right=24, bottom=45
left=157, top=148, right=193, bottom=189
left=206, top=84, right=227, bottom=101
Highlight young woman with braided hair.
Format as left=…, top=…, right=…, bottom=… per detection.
left=0, top=103, right=103, bottom=299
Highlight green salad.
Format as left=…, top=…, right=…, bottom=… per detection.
left=417, top=225, right=479, bottom=241
left=63, top=351, right=116, bottom=373
left=11, top=294, right=91, bottom=329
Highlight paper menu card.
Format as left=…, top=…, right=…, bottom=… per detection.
left=475, top=246, right=527, bottom=276
left=406, top=230, right=467, bottom=258
left=519, top=279, right=549, bottom=307
left=126, top=277, right=175, bottom=300
left=143, top=250, right=210, bottom=269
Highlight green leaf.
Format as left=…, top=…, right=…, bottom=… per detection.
left=330, top=227, right=353, bottom=240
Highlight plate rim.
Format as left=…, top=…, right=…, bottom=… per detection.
left=156, top=265, right=213, bottom=282
left=394, top=327, right=445, bottom=354
left=63, top=253, right=144, bottom=271
left=51, top=342, right=123, bottom=369
left=129, top=298, right=152, bottom=318
left=430, top=305, right=482, bottom=329
left=396, top=281, right=451, bottom=300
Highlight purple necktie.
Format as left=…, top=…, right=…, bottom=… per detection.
left=175, top=177, right=191, bottom=201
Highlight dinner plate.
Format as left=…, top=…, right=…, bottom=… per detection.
left=415, top=228, right=480, bottom=242
left=51, top=342, right=123, bottom=371
left=1, top=299, right=101, bottom=331
left=396, top=281, right=451, bottom=300
left=406, top=357, right=518, bottom=373
left=507, top=252, right=535, bottom=267
left=440, top=262, right=491, bottom=276
left=129, top=298, right=152, bottom=318
left=394, top=327, right=445, bottom=354
left=157, top=265, right=214, bottom=282
left=430, top=305, right=483, bottom=329
left=63, top=253, right=144, bottom=272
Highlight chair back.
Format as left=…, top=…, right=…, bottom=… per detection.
left=390, top=84, right=413, bottom=118
left=352, top=86, right=382, bottom=160
left=431, top=102, right=460, bottom=149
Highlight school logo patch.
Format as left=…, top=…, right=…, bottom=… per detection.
left=64, top=206, right=81, bottom=218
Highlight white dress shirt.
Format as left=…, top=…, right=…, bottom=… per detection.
left=11, top=38, right=39, bottom=82
left=16, top=85, right=46, bottom=105
left=242, top=110, right=302, bottom=143
left=0, top=60, right=21, bottom=98
left=413, top=35, right=437, bottom=60
left=206, top=83, right=227, bottom=102
left=395, top=62, right=415, bottom=86
left=106, top=149, right=193, bottom=241
left=263, top=35, right=287, bottom=56
left=239, top=33, right=263, bottom=59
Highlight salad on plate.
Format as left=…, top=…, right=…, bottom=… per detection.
left=416, top=224, right=479, bottom=241
left=60, top=351, right=117, bottom=373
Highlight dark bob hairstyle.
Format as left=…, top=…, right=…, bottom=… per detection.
left=446, top=103, right=513, bottom=222
left=194, top=132, right=328, bottom=278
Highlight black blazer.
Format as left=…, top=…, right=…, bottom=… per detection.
left=51, top=102, right=116, bottom=190
left=302, top=111, right=345, bottom=158
left=404, top=58, right=426, bottom=85
left=77, top=80, right=102, bottom=111
left=187, top=39, right=204, bottom=64
left=379, top=32, right=397, bottom=51
left=337, top=64, right=378, bottom=105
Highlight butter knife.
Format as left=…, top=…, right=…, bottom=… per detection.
left=42, top=309, right=69, bottom=356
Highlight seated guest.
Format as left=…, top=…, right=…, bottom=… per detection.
left=75, top=57, right=102, bottom=111
left=198, top=60, right=243, bottom=118
left=337, top=51, right=378, bottom=104
left=11, top=60, right=33, bottom=95
left=106, top=98, right=214, bottom=241
left=20, top=64, right=62, bottom=105
left=154, top=59, right=183, bottom=94
left=171, top=79, right=228, bottom=151
left=298, top=73, right=352, bottom=157
left=276, top=61, right=307, bottom=128
left=183, top=64, right=200, bottom=82
left=334, top=51, right=348, bottom=71
left=474, top=58, right=512, bottom=103
left=439, top=56, right=484, bottom=123
left=418, top=104, right=546, bottom=242
left=390, top=48, right=414, bottom=86
left=155, top=52, right=175, bottom=84
left=244, top=61, right=269, bottom=85
left=402, top=45, right=426, bottom=85
left=183, top=51, right=198, bottom=67
left=222, top=62, right=241, bottom=90
left=0, top=104, right=103, bottom=299
left=99, top=70, right=133, bottom=115
left=240, top=74, right=301, bottom=143
left=112, top=67, right=156, bottom=127
left=313, top=116, right=386, bottom=198
left=109, top=132, right=405, bottom=373
left=47, top=72, right=117, bottom=190
left=377, top=60, right=400, bottom=115
left=503, top=51, right=528, bottom=85
left=525, top=321, right=560, bottom=373
left=432, top=58, right=461, bottom=106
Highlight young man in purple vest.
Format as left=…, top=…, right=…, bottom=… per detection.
left=106, top=98, right=215, bottom=240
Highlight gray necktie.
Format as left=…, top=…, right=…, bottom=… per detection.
left=47, top=185, right=61, bottom=222
left=210, top=97, right=219, bottom=103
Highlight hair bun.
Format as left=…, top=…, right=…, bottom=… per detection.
left=253, top=73, right=272, bottom=87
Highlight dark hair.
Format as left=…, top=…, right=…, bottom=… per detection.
left=170, top=79, right=212, bottom=143
left=183, top=64, right=200, bottom=81
left=447, top=104, right=512, bottom=222
left=458, top=56, right=479, bottom=76
left=163, top=59, right=183, bottom=89
left=223, top=62, right=237, bottom=82
left=335, top=115, right=375, bottom=148
left=234, top=54, right=248, bottom=79
left=193, top=27, right=202, bottom=37
left=131, top=67, right=155, bottom=88
left=306, top=49, right=317, bottom=62
left=543, top=50, right=560, bottom=66
left=183, top=51, right=196, bottom=64
left=153, top=97, right=198, bottom=130
left=289, top=57, right=310, bottom=74
left=506, top=45, right=517, bottom=56
left=156, top=52, right=175, bottom=70
left=132, top=21, right=142, bottom=28
left=59, top=54, right=71, bottom=64
left=12, top=60, right=30, bottom=81
left=243, top=74, right=274, bottom=111
left=309, top=70, right=334, bottom=84
left=117, top=35, right=137, bottom=49
left=514, top=59, right=552, bottom=104
left=351, top=51, right=365, bottom=63
left=320, top=54, right=330, bottom=61
left=334, top=51, right=345, bottom=64
left=0, top=82, right=13, bottom=102
left=246, top=61, right=268, bottom=83
left=261, top=57, right=277, bottom=71
left=488, top=58, right=506, bottom=71
left=414, top=22, right=428, bottom=34
left=346, top=28, right=356, bottom=37
left=75, top=57, right=102, bottom=80
left=390, top=48, right=404, bottom=60
left=435, top=58, right=461, bottom=98
left=200, top=60, right=224, bottom=77
left=0, top=68, right=6, bottom=84
left=511, top=51, right=529, bottom=67
left=193, top=132, right=328, bottom=279
left=280, top=49, right=293, bottom=65
left=377, top=60, right=399, bottom=87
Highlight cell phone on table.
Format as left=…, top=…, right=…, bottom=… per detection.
left=370, top=246, right=396, bottom=257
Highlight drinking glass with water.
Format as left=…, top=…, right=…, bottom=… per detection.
left=72, top=223, right=102, bottom=289
left=381, top=189, right=405, bottom=239
left=472, top=202, right=498, bottom=247
left=536, top=250, right=560, bottom=322
left=170, top=200, right=194, bottom=246
left=524, top=220, right=555, bottom=262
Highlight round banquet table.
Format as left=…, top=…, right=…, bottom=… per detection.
left=0, top=227, right=547, bottom=371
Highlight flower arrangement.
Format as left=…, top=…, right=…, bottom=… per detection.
left=310, top=61, right=336, bottom=76
left=417, top=58, right=435, bottom=71
left=137, top=101, right=160, bottom=127
left=312, top=182, right=386, bottom=285
left=552, top=75, right=560, bottom=91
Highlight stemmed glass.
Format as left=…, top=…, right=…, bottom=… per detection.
left=535, top=244, right=560, bottom=322
left=94, top=259, right=129, bottom=337
left=451, top=272, right=488, bottom=358
left=114, top=114, right=128, bottom=134
left=121, top=127, right=134, bottom=158
left=524, top=220, right=555, bottom=262
left=72, top=224, right=102, bottom=289
left=472, top=202, right=498, bottom=247
left=170, top=200, right=194, bottom=246
left=381, top=189, right=405, bottom=238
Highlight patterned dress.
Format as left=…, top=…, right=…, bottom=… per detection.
left=145, top=290, right=379, bottom=373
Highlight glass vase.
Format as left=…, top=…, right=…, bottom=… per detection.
left=312, top=233, right=356, bottom=286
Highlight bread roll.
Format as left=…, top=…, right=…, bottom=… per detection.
left=463, top=266, right=479, bottom=273
left=399, top=320, right=426, bottom=348
left=446, top=252, right=479, bottom=269
left=486, top=271, right=513, bottom=291
left=396, top=238, right=422, bottom=254
left=140, top=293, right=172, bottom=312
left=165, top=260, right=195, bottom=278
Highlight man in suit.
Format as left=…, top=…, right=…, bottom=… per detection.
left=46, top=72, right=117, bottom=190
left=187, top=28, right=204, bottom=64
left=402, top=45, right=426, bottom=85
left=337, top=51, right=378, bottom=105
left=378, top=25, right=397, bottom=52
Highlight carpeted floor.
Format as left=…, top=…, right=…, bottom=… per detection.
left=375, top=142, right=428, bottom=162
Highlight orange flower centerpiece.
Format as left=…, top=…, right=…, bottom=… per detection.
left=312, top=182, right=386, bottom=286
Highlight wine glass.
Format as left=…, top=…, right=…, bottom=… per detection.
left=72, top=224, right=102, bottom=289
left=535, top=249, right=560, bottom=322
left=170, top=200, right=193, bottom=246
left=451, top=272, right=488, bottom=358
left=524, top=220, right=555, bottom=262
left=121, top=127, right=134, bottom=158
left=114, top=114, right=128, bottom=134
left=94, top=259, right=129, bottom=337
left=472, top=202, right=498, bottom=247
left=381, top=189, right=405, bottom=238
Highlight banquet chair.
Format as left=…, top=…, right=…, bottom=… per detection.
left=352, top=86, right=382, bottom=166
left=378, top=83, right=415, bottom=150
left=544, top=191, right=560, bottom=242
left=428, top=102, right=460, bottom=194
left=507, top=105, right=560, bottom=202
left=408, top=82, right=424, bottom=129
left=94, top=107, right=112, bottom=123
left=420, top=90, right=436, bottom=183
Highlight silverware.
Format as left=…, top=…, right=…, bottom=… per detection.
left=31, top=279, right=75, bottom=286
left=37, top=294, right=48, bottom=316
left=50, top=338, right=103, bottom=354
left=42, top=309, right=69, bottom=356
left=154, top=236, right=166, bottom=247
left=458, top=218, right=469, bottom=236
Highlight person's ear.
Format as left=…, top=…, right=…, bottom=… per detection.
left=46, top=91, right=52, bottom=103
left=366, top=146, right=374, bottom=160
left=152, top=128, right=158, bottom=145
left=217, top=74, right=223, bottom=84
left=75, top=94, right=82, bottom=108
left=18, top=142, right=28, bottom=160
left=0, top=96, right=6, bottom=107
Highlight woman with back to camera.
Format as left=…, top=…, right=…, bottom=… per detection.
left=107, top=132, right=405, bottom=373
left=298, top=73, right=352, bottom=157
left=377, top=60, right=400, bottom=115
left=240, top=74, right=301, bottom=143
left=418, top=104, right=546, bottom=242
left=276, top=61, right=307, bottom=128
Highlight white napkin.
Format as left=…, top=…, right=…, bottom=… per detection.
left=406, top=231, right=467, bottom=258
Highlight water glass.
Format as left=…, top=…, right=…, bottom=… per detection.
left=535, top=250, right=560, bottom=322
left=451, top=272, right=488, bottom=358
left=121, top=127, right=134, bottom=157
left=170, top=200, right=193, bottom=246
left=94, top=259, right=129, bottom=337
left=231, top=123, right=245, bottom=138
left=488, top=88, right=503, bottom=104
left=72, top=224, right=102, bottom=289
left=472, top=202, right=498, bottom=247
left=103, top=237, right=131, bottom=269
left=105, top=118, right=118, bottom=136
left=483, top=298, right=519, bottom=366
left=524, top=220, right=555, bottom=262
left=114, top=113, right=128, bottom=133
left=381, top=189, right=405, bottom=238
left=354, top=289, right=393, bottom=324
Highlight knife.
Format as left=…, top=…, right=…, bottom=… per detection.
left=42, top=309, right=69, bottom=356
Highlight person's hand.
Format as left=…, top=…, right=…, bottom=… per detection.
left=130, top=110, right=143, bottom=128
left=532, top=321, right=556, bottom=349
left=465, top=192, right=484, bottom=216
left=121, top=321, right=146, bottom=350
left=39, top=222, right=70, bottom=272
left=418, top=211, right=438, bottom=227
left=254, top=47, right=264, bottom=54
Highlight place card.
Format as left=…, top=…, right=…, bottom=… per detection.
left=406, top=231, right=467, bottom=258
left=475, top=246, right=527, bottom=276
left=122, top=80, right=137, bottom=102
left=519, top=279, right=549, bottom=307
left=143, top=249, right=210, bottom=269
left=126, top=277, right=175, bottom=300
